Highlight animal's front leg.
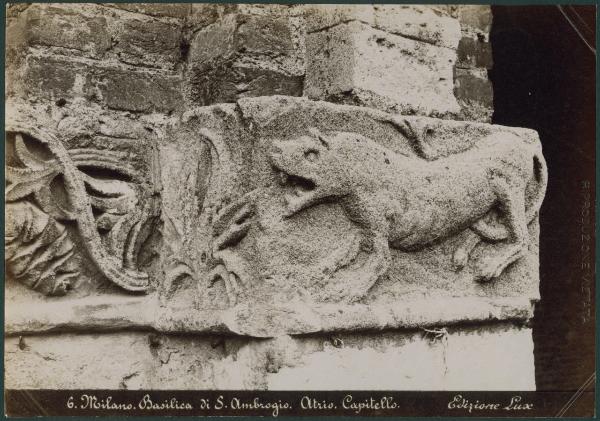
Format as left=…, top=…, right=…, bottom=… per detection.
left=452, top=229, right=482, bottom=270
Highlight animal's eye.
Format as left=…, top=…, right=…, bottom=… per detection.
left=304, top=150, right=319, bottom=162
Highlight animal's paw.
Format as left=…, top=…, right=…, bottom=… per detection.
left=452, top=248, right=470, bottom=271
left=206, top=264, right=248, bottom=306
left=475, top=258, right=506, bottom=282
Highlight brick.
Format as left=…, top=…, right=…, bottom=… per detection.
left=189, top=58, right=303, bottom=105
left=112, top=16, right=183, bottom=70
left=17, top=4, right=112, bottom=59
left=456, top=37, right=493, bottom=69
left=305, top=21, right=460, bottom=116
left=21, top=55, right=182, bottom=113
left=100, top=67, right=182, bottom=113
left=187, top=13, right=305, bottom=105
left=458, top=5, right=492, bottom=34
left=190, top=14, right=300, bottom=65
left=454, top=67, right=494, bottom=108
left=188, top=4, right=304, bottom=31
left=10, top=4, right=184, bottom=70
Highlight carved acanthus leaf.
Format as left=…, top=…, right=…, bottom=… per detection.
left=5, top=124, right=156, bottom=294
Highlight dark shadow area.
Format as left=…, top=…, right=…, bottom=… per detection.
left=490, top=6, right=595, bottom=391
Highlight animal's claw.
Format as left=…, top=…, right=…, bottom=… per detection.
left=452, top=248, right=469, bottom=271
left=213, top=218, right=252, bottom=251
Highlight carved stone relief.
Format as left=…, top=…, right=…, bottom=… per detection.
left=5, top=121, right=159, bottom=296
left=157, top=97, right=544, bottom=324
left=5, top=97, right=545, bottom=337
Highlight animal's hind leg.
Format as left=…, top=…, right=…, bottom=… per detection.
left=452, top=229, right=482, bottom=270
left=477, top=179, right=528, bottom=282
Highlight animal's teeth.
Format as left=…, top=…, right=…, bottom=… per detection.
left=278, top=172, right=288, bottom=185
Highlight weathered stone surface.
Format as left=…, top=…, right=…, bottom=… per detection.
left=109, top=15, right=183, bottom=70
left=7, top=3, right=184, bottom=70
left=5, top=323, right=535, bottom=390
left=139, top=97, right=544, bottom=337
left=305, top=21, right=461, bottom=116
left=458, top=5, right=493, bottom=36
left=454, top=67, right=494, bottom=121
left=266, top=324, right=535, bottom=390
left=104, top=3, right=191, bottom=19
left=15, top=4, right=112, bottom=59
left=457, top=36, right=493, bottom=69
left=5, top=5, right=544, bottom=394
left=5, top=292, right=536, bottom=337
left=5, top=102, right=162, bottom=296
left=305, top=5, right=461, bottom=49
left=21, top=54, right=182, bottom=113
left=186, top=13, right=305, bottom=105
left=455, top=5, right=494, bottom=121
left=188, top=3, right=305, bottom=32
left=5, top=96, right=542, bottom=336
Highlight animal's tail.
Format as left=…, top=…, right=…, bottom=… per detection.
left=471, top=143, right=547, bottom=241
left=526, top=150, right=548, bottom=222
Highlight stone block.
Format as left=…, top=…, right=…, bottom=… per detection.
left=457, top=37, right=493, bottom=69
left=266, top=324, right=535, bottom=390
left=109, top=13, right=184, bottom=70
left=104, top=3, right=191, bottom=19
left=5, top=97, right=542, bottom=338
left=454, top=67, right=494, bottom=108
left=305, top=21, right=460, bottom=116
left=186, top=13, right=305, bottom=105
left=188, top=4, right=305, bottom=31
left=458, top=5, right=493, bottom=35
left=189, top=58, right=303, bottom=106
left=21, top=54, right=182, bottom=113
left=305, top=5, right=461, bottom=49
left=4, top=323, right=535, bottom=390
left=13, top=4, right=112, bottom=59
left=9, top=4, right=184, bottom=70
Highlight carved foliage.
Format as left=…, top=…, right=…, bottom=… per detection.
left=5, top=125, right=157, bottom=295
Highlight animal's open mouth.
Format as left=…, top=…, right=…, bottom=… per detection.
left=271, top=162, right=316, bottom=195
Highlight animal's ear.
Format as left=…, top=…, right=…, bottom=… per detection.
left=308, top=127, right=330, bottom=150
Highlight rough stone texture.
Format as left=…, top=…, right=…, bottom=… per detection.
left=304, top=5, right=493, bottom=121
left=186, top=12, right=305, bottom=105
left=5, top=101, right=163, bottom=296
left=4, top=96, right=543, bottom=335
left=5, top=323, right=535, bottom=390
left=454, top=5, right=494, bottom=121
left=8, top=4, right=185, bottom=70
left=305, top=13, right=461, bottom=116
left=5, top=4, right=541, bottom=392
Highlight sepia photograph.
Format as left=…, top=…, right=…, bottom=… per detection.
left=3, top=2, right=596, bottom=417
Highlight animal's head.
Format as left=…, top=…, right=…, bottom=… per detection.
left=268, top=128, right=350, bottom=217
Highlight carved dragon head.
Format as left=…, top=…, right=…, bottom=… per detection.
left=268, top=128, right=350, bottom=217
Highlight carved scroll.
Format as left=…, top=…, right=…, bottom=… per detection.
left=5, top=124, right=154, bottom=294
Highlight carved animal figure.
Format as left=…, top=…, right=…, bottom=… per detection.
left=268, top=125, right=547, bottom=300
